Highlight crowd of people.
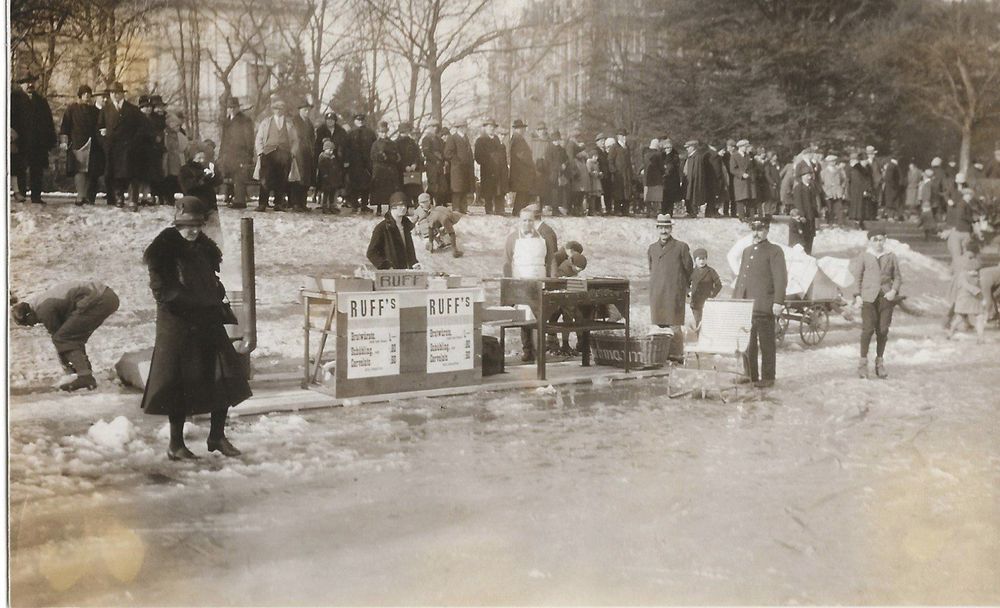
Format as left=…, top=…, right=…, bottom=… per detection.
left=11, top=74, right=1000, bottom=231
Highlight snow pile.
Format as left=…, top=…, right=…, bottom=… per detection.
left=85, top=416, right=137, bottom=451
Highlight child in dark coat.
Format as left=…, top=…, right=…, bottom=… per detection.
left=554, top=245, right=588, bottom=355
left=316, top=138, right=344, bottom=214
left=688, top=248, right=722, bottom=328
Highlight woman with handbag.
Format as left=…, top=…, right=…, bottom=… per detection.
left=141, top=196, right=251, bottom=461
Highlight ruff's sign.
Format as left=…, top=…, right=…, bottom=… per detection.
left=425, top=289, right=475, bottom=373
left=373, top=270, right=428, bottom=291
left=340, top=293, right=400, bottom=378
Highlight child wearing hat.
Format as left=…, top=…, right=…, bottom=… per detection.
left=316, top=138, right=343, bottom=214
left=412, top=192, right=463, bottom=257
left=552, top=244, right=588, bottom=355
left=849, top=228, right=902, bottom=379
left=688, top=248, right=722, bottom=330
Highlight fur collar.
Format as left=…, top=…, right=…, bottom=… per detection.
left=143, top=227, right=222, bottom=270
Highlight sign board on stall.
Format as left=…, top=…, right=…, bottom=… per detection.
left=425, top=289, right=476, bottom=373
left=373, top=270, right=428, bottom=291
left=338, top=292, right=401, bottom=378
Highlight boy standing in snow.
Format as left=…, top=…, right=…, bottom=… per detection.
left=849, top=229, right=902, bottom=379
left=316, top=138, right=343, bottom=214
left=11, top=281, right=120, bottom=391
left=688, top=248, right=722, bottom=329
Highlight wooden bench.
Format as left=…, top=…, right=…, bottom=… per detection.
left=683, top=299, right=754, bottom=401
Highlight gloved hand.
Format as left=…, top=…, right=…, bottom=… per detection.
left=772, top=303, right=784, bottom=317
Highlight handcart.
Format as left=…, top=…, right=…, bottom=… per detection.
left=775, top=266, right=846, bottom=347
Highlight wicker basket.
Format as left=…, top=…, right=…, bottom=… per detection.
left=590, top=334, right=670, bottom=369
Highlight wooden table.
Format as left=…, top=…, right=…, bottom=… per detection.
left=499, top=277, right=630, bottom=380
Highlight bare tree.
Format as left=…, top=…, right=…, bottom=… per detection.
left=876, top=0, right=1000, bottom=171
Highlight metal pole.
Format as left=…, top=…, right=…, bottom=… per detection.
left=235, top=217, right=257, bottom=356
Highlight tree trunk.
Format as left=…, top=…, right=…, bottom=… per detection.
left=407, top=61, right=419, bottom=123
left=429, top=67, right=443, bottom=123
left=959, top=120, right=972, bottom=175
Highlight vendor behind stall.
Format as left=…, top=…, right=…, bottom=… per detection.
left=503, top=205, right=559, bottom=361
left=367, top=192, right=421, bottom=270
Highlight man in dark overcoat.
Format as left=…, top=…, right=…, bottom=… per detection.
left=732, top=216, right=788, bottom=388
left=595, top=135, right=613, bottom=215
left=346, top=113, right=376, bottom=212
left=682, top=140, right=715, bottom=218
left=396, top=121, right=424, bottom=206
left=11, top=74, right=57, bottom=204
left=729, top=139, right=756, bottom=220
left=59, top=84, right=103, bottom=205
left=444, top=120, right=475, bottom=213
left=881, top=156, right=904, bottom=221
left=369, top=121, right=402, bottom=215
left=97, top=82, right=143, bottom=208
left=288, top=100, right=316, bottom=211
left=507, top=119, right=535, bottom=215
left=475, top=118, right=505, bottom=215
left=790, top=164, right=822, bottom=254
left=420, top=120, right=449, bottom=207
left=218, top=97, right=255, bottom=209
left=607, top=137, right=630, bottom=215
left=648, top=213, right=693, bottom=362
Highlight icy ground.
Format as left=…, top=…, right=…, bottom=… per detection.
left=7, top=201, right=1000, bottom=605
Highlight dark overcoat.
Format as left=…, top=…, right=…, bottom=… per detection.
left=367, top=213, right=418, bottom=270
left=607, top=142, right=629, bottom=200
left=370, top=137, right=402, bottom=204
left=663, top=150, right=684, bottom=205
left=11, top=90, right=57, bottom=164
left=397, top=135, right=424, bottom=173
left=847, top=162, right=874, bottom=220
left=346, top=124, right=377, bottom=191
left=444, top=132, right=475, bottom=193
left=421, top=132, right=448, bottom=197
left=474, top=134, right=505, bottom=197
left=315, top=123, right=348, bottom=163
left=732, top=239, right=787, bottom=314
left=140, top=228, right=251, bottom=416
left=294, top=115, right=316, bottom=188
left=132, top=112, right=164, bottom=183
left=60, top=102, right=104, bottom=176
left=218, top=111, right=255, bottom=176
left=507, top=132, right=535, bottom=194
left=648, top=237, right=693, bottom=325
left=730, top=152, right=755, bottom=201
left=881, top=161, right=904, bottom=210
left=684, top=146, right=715, bottom=207
left=643, top=149, right=664, bottom=187
left=98, top=101, right=144, bottom=180
left=179, top=160, right=224, bottom=211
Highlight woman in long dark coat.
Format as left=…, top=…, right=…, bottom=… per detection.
left=661, top=141, right=684, bottom=216
left=141, top=196, right=251, bottom=460
left=369, top=122, right=402, bottom=215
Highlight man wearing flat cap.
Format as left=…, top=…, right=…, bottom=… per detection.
left=421, top=120, right=449, bottom=207
left=648, top=214, right=693, bottom=363
left=732, top=216, right=787, bottom=388
left=346, top=113, right=377, bottom=212
left=97, top=82, right=144, bottom=209
left=11, top=73, right=57, bottom=204
left=729, top=139, right=756, bottom=220
left=475, top=118, right=506, bottom=214
left=219, top=97, right=255, bottom=209
left=59, top=84, right=104, bottom=206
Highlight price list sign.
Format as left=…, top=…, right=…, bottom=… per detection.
left=340, top=293, right=400, bottom=379
left=426, top=290, right=475, bottom=373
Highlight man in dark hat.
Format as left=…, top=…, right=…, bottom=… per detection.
left=345, top=113, right=376, bottom=212
left=732, top=215, right=787, bottom=388
left=369, top=121, right=401, bottom=215
left=420, top=119, right=448, bottom=207
left=98, top=82, right=143, bottom=208
left=10, top=73, right=57, bottom=204
left=682, top=139, right=715, bottom=218
left=290, top=99, right=316, bottom=211
left=790, top=162, right=822, bottom=253
left=252, top=97, right=299, bottom=211
left=218, top=97, right=255, bottom=209
left=475, top=117, right=506, bottom=214
left=59, top=84, right=103, bottom=205
left=11, top=280, right=120, bottom=391
left=444, top=119, right=474, bottom=213
left=545, top=129, right=569, bottom=214
left=396, top=121, right=424, bottom=206
left=507, top=119, right=535, bottom=214
left=648, top=213, right=693, bottom=363
left=132, top=94, right=165, bottom=207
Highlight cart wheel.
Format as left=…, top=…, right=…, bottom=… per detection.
left=775, top=313, right=789, bottom=345
left=799, top=306, right=829, bottom=346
